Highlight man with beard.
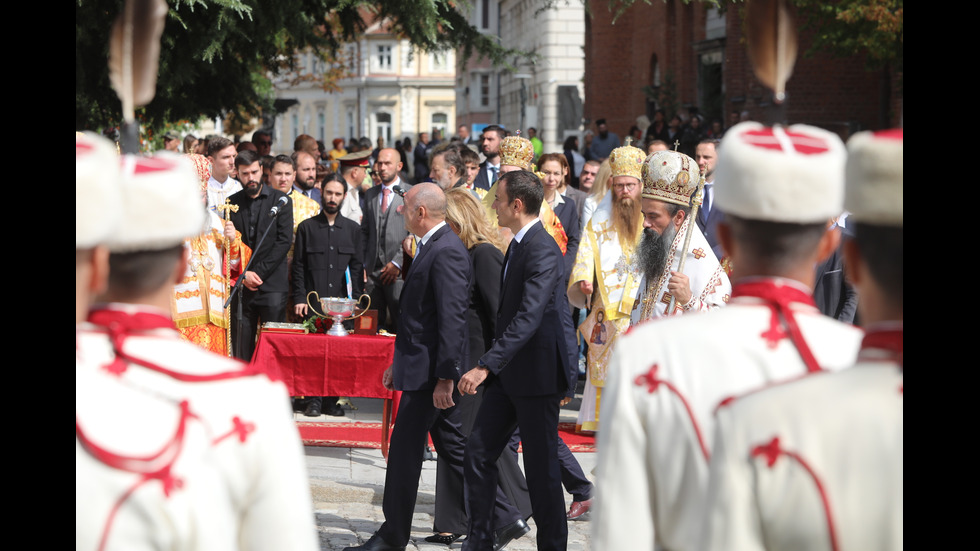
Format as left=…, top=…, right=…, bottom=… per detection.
left=568, top=141, right=648, bottom=432
left=629, top=149, right=729, bottom=324
left=361, top=148, right=412, bottom=333
left=586, top=119, right=620, bottom=162
left=227, top=150, right=293, bottom=360
left=428, top=144, right=467, bottom=190
left=292, top=178, right=364, bottom=417
left=473, top=125, right=506, bottom=192
left=292, top=151, right=322, bottom=203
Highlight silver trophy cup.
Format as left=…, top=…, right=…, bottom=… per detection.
left=306, top=292, right=371, bottom=337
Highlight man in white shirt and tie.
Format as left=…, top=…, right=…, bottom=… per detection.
left=361, top=148, right=412, bottom=332
left=474, top=125, right=506, bottom=192
left=695, top=139, right=723, bottom=258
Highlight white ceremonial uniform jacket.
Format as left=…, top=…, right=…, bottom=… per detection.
left=76, top=304, right=318, bottom=551
left=701, top=323, right=903, bottom=551
left=593, top=278, right=863, bottom=551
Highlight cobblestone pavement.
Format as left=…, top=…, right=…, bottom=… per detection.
left=300, top=396, right=595, bottom=551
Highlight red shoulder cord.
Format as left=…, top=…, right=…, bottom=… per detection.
left=76, top=400, right=195, bottom=551
left=731, top=281, right=822, bottom=373
left=86, top=308, right=255, bottom=380
left=752, top=437, right=840, bottom=551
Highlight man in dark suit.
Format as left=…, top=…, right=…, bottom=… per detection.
left=361, top=148, right=412, bottom=332
left=413, top=132, right=431, bottom=184
left=459, top=171, right=578, bottom=551
left=473, top=125, right=506, bottom=192
left=344, top=183, right=471, bottom=551
left=227, top=150, right=293, bottom=360
left=695, top=140, right=725, bottom=258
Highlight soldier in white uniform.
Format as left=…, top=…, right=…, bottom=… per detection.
left=701, top=129, right=903, bottom=551
left=75, top=147, right=319, bottom=551
left=76, top=132, right=121, bottom=324
left=592, top=122, right=864, bottom=551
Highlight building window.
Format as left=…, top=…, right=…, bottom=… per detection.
left=430, top=51, right=450, bottom=73
left=291, top=112, right=300, bottom=142
left=376, top=44, right=392, bottom=72
left=346, top=110, right=356, bottom=142
left=431, top=112, right=448, bottom=137
left=317, top=110, right=326, bottom=142
left=375, top=112, right=392, bottom=145
left=481, top=0, right=490, bottom=29
left=480, top=74, right=490, bottom=107
left=345, top=45, right=358, bottom=75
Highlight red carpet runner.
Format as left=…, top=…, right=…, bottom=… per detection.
left=298, top=422, right=596, bottom=452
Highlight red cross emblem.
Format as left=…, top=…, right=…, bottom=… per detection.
left=751, top=436, right=783, bottom=468
left=692, top=248, right=705, bottom=259
left=634, top=363, right=663, bottom=393
left=742, top=128, right=830, bottom=155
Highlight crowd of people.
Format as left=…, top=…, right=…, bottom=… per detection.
left=78, top=112, right=902, bottom=550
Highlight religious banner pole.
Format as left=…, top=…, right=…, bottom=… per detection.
left=666, top=171, right=705, bottom=314
left=217, top=199, right=239, bottom=357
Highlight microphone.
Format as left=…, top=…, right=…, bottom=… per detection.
left=392, top=185, right=406, bottom=197
left=268, top=196, right=288, bottom=217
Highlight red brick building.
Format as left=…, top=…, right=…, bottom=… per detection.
left=583, top=0, right=901, bottom=140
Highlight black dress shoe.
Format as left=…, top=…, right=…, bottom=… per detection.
left=324, top=403, right=345, bottom=416
left=342, top=532, right=405, bottom=551
left=492, top=519, right=530, bottom=551
left=424, top=533, right=461, bottom=545
left=304, top=403, right=322, bottom=417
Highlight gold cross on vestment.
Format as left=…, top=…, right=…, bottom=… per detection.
left=216, top=199, right=239, bottom=221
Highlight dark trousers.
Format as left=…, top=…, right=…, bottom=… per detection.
left=377, top=389, right=467, bottom=547
left=434, top=387, right=529, bottom=534
left=463, top=381, right=567, bottom=551
left=558, top=437, right=592, bottom=502
left=365, top=270, right=403, bottom=333
left=232, top=289, right=286, bottom=361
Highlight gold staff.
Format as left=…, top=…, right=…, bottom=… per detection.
left=216, top=199, right=239, bottom=357
left=666, top=170, right=705, bottom=314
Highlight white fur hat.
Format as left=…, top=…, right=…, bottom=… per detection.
left=107, top=152, right=207, bottom=252
left=844, top=129, right=903, bottom=227
left=715, top=122, right=846, bottom=223
left=76, top=133, right=123, bottom=248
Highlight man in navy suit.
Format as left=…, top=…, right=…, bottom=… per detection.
left=695, top=140, right=725, bottom=258
left=344, top=183, right=471, bottom=551
left=473, top=125, right=506, bottom=192
left=459, top=171, right=578, bottom=551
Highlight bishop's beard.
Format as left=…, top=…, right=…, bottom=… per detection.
left=635, top=224, right=678, bottom=283
left=612, top=196, right=642, bottom=247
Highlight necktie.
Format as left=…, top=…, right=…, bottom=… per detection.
left=490, top=166, right=499, bottom=184
left=381, top=187, right=391, bottom=213
left=502, top=239, right=520, bottom=281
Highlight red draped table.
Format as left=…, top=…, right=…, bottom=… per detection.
left=250, top=332, right=399, bottom=457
